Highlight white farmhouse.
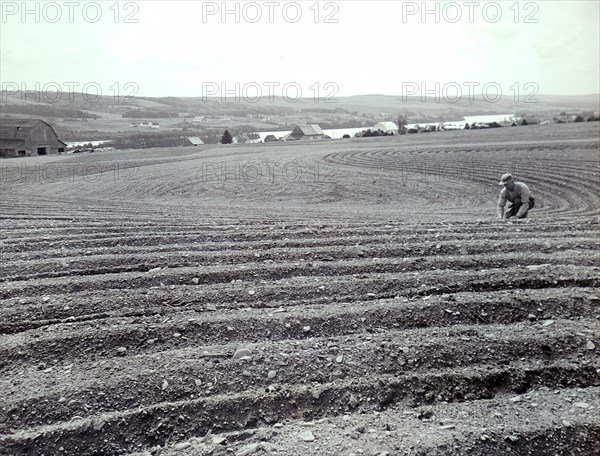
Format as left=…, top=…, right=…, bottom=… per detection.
left=373, top=121, right=399, bottom=134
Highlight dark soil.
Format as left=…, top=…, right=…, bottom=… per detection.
left=1, top=123, right=599, bottom=455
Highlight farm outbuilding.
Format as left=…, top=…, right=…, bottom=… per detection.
left=372, top=121, right=399, bottom=134
left=284, top=124, right=325, bottom=141
left=186, top=136, right=204, bottom=146
left=0, top=119, right=67, bottom=158
left=264, top=135, right=278, bottom=142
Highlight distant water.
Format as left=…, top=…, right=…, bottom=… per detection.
left=324, top=127, right=371, bottom=139
left=252, top=127, right=370, bottom=141
left=66, top=140, right=110, bottom=147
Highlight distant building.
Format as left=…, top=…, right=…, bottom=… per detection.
left=372, top=121, right=399, bottom=134
left=555, top=113, right=585, bottom=123
left=264, top=134, right=278, bottom=142
left=284, top=124, right=325, bottom=141
left=0, top=118, right=67, bottom=158
left=136, top=121, right=160, bottom=129
left=186, top=136, right=204, bottom=146
left=441, top=121, right=467, bottom=130
left=192, top=116, right=207, bottom=123
left=244, top=132, right=262, bottom=143
left=515, top=116, right=540, bottom=125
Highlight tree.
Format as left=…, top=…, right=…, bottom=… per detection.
left=221, top=129, right=233, bottom=144
left=396, top=115, right=408, bottom=134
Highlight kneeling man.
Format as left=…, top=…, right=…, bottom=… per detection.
left=497, top=173, right=535, bottom=220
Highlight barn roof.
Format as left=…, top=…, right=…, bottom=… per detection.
left=0, top=118, right=63, bottom=141
left=0, top=125, right=27, bottom=140
left=0, top=139, right=26, bottom=149
left=0, top=118, right=43, bottom=128
left=187, top=136, right=204, bottom=144
left=374, top=121, right=398, bottom=130
left=295, top=124, right=324, bottom=136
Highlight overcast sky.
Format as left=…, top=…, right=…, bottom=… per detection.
left=1, top=1, right=599, bottom=99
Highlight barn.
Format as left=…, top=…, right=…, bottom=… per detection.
left=0, top=119, right=67, bottom=158
left=284, top=124, right=325, bottom=141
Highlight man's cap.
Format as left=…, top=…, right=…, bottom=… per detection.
left=499, top=173, right=513, bottom=185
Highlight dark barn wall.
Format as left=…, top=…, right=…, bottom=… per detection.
left=0, top=120, right=66, bottom=157
left=25, top=122, right=62, bottom=155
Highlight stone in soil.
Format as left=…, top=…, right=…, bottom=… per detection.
left=298, top=430, right=315, bottom=442
left=233, top=347, right=253, bottom=360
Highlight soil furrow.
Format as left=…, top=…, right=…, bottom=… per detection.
left=1, top=363, right=598, bottom=456
left=2, top=319, right=597, bottom=429
left=1, top=290, right=597, bottom=368
left=2, top=245, right=599, bottom=282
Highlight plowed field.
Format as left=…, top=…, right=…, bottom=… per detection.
left=1, top=123, right=599, bottom=455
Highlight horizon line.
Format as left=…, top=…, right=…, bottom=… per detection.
left=1, top=90, right=599, bottom=100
